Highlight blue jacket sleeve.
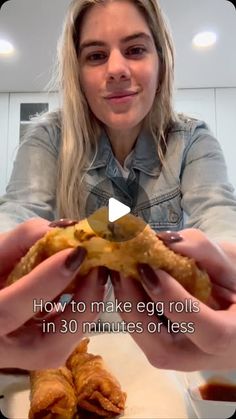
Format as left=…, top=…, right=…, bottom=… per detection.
left=181, top=120, right=236, bottom=242
left=0, top=116, right=60, bottom=232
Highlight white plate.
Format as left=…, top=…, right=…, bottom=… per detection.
left=0, top=332, right=195, bottom=418
left=184, top=370, right=236, bottom=419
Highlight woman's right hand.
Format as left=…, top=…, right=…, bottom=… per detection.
left=111, top=229, right=236, bottom=371
left=0, top=219, right=108, bottom=370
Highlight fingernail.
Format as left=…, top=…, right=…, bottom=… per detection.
left=138, top=263, right=161, bottom=293
left=33, top=310, right=54, bottom=321
left=156, top=231, right=183, bottom=245
left=98, top=266, right=109, bottom=286
left=65, top=247, right=87, bottom=271
left=110, top=270, right=120, bottom=289
left=49, top=219, right=78, bottom=228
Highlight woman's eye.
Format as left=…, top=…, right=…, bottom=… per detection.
left=86, top=52, right=107, bottom=62
left=126, top=46, right=146, bottom=57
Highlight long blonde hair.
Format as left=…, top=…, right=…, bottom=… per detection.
left=56, top=0, right=178, bottom=219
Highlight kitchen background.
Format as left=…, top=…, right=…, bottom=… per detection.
left=0, top=0, right=235, bottom=196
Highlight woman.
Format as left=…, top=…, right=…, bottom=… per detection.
left=0, top=0, right=236, bottom=370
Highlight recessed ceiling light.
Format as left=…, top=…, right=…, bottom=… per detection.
left=0, top=39, right=14, bottom=55
left=192, top=31, right=217, bottom=48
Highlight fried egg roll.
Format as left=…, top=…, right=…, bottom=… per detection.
left=7, top=207, right=211, bottom=302
left=29, top=367, right=77, bottom=419
left=66, top=338, right=126, bottom=417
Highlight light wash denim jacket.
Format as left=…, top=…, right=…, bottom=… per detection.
left=1, top=113, right=236, bottom=242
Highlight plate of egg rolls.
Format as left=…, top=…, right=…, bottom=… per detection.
left=0, top=332, right=194, bottom=419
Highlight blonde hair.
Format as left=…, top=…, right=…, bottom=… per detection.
left=55, top=0, right=178, bottom=219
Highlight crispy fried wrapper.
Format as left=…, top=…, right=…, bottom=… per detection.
left=29, top=367, right=78, bottom=419
left=7, top=207, right=211, bottom=302
left=66, top=338, right=126, bottom=417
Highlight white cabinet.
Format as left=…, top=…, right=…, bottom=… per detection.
left=215, top=88, right=236, bottom=190
left=174, top=88, right=216, bottom=135
left=7, top=92, right=59, bottom=183
left=0, top=93, right=9, bottom=195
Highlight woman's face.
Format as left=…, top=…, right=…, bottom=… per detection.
left=79, top=0, right=160, bottom=134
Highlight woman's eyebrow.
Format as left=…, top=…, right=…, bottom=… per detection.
left=79, top=32, right=152, bottom=53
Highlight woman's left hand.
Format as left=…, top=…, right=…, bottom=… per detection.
left=111, top=229, right=236, bottom=371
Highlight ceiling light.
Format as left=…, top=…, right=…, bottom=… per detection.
left=192, top=31, right=217, bottom=48
left=0, top=39, right=14, bottom=55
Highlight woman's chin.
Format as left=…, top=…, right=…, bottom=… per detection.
left=104, top=118, right=144, bottom=133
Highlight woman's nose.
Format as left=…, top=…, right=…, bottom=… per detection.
left=106, top=50, right=131, bottom=82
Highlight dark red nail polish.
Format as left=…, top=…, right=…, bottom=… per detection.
left=65, top=247, right=87, bottom=271
left=156, top=231, right=183, bottom=245
left=110, top=270, right=120, bottom=288
left=97, top=266, right=109, bottom=285
left=49, top=219, right=78, bottom=228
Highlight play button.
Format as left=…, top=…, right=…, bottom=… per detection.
left=108, top=198, right=130, bottom=222
left=84, top=177, right=150, bottom=241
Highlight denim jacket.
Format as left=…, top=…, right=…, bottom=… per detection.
left=1, top=114, right=236, bottom=242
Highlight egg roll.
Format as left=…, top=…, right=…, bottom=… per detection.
left=7, top=207, right=211, bottom=302
left=66, top=338, right=126, bottom=417
left=29, top=367, right=78, bottom=419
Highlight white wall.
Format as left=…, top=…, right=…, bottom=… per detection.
left=215, top=88, right=236, bottom=190
left=0, top=88, right=236, bottom=196
left=174, top=88, right=216, bottom=135
left=0, top=94, right=9, bottom=195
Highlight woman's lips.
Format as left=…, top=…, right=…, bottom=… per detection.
left=105, top=92, right=138, bottom=104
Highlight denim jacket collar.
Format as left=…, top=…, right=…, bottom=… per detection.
left=87, top=129, right=161, bottom=177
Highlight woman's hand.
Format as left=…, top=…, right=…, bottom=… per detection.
left=162, top=228, right=236, bottom=306
left=0, top=219, right=108, bottom=370
left=111, top=228, right=236, bottom=371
